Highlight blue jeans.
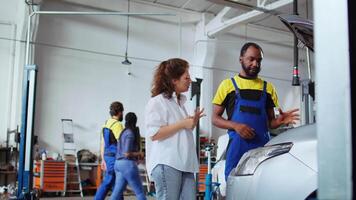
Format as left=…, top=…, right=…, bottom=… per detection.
left=94, top=155, right=116, bottom=200
left=151, top=164, right=196, bottom=200
left=110, top=159, right=146, bottom=200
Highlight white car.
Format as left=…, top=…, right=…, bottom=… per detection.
left=226, top=15, right=316, bottom=200
left=226, top=124, right=317, bottom=200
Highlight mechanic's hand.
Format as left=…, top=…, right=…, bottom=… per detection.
left=277, top=108, right=300, bottom=126
left=233, top=123, right=255, bottom=139
left=101, top=160, right=106, bottom=171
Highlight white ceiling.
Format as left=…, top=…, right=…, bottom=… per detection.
left=43, top=0, right=312, bottom=36
left=138, top=0, right=313, bottom=31
left=139, top=0, right=221, bottom=13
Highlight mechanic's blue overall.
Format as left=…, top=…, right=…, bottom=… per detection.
left=94, top=122, right=118, bottom=200
left=225, top=78, right=270, bottom=180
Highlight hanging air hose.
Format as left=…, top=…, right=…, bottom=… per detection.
left=292, top=0, right=300, bottom=86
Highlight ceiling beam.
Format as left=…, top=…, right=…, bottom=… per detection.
left=258, top=0, right=268, bottom=7
left=205, top=6, right=232, bottom=30
left=203, top=3, right=217, bottom=13
left=206, top=0, right=293, bottom=37
left=181, top=0, right=193, bottom=9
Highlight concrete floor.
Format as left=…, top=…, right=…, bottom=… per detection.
left=38, top=190, right=155, bottom=199
left=41, top=195, right=155, bottom=200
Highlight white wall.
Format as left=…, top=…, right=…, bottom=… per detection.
left=0, top=23, right=13, bottom=145
left=33, top=0, right=199, bottom=155
left=0, top=0, right=27, bottom=146
left=0, top=0, right=307, bottom=156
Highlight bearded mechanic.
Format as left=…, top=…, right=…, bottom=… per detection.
left=212, top=42, right=300, bottom=180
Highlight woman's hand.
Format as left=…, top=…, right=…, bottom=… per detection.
left=182, top=107, right=205, bottom=130
left=193, top=107, right=205, bottom=125
left=137, top=152, right=145, bottom=160
left=124, top=152, right=145, bottom=160
left=151, top=107, right=206, bottom=141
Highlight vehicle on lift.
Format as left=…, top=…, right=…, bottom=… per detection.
left=226, top=15, right=317, bottom=200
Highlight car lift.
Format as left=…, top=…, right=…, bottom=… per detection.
left=203, top=144, right=221, bottom=200
left=191, top=78, right=203, bottom=197
left=17, top=64, right=38, bottom=199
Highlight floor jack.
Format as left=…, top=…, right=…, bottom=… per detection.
left=203, top=144, right=221, bottom=200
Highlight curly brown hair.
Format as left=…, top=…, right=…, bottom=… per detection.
left=151, top=58, right=189, bottom=98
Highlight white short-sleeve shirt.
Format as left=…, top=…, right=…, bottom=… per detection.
left=144, top=93, right=199, bottom=178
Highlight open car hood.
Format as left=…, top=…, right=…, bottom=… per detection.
left=278, top=14, right=314, bottom=51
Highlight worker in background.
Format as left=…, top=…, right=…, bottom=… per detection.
left=94, top=101, right=124, bottom=200
left=144, top=58, right=205, bottom=200
left=212, top=42, right=299, bottom=180
left=110, top=112, right=146, bottom=200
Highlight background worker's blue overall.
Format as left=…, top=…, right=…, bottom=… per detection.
left=95, top=122, right=118, bottom=200
left=225, top=78, right=270, bottom=180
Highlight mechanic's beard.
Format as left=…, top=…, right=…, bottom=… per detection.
left=242, top=63, right=260, bottom=78
left=118, top=115, right=123, bottom=122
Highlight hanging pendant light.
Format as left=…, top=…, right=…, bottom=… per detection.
left=122, top=0, right=131, bottom=65
left=122, top=52, right=131, bottom=65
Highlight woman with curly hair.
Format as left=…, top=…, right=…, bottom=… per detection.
left=144, top=58, right=205, bottom=200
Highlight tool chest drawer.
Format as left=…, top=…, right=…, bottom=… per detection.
left=33, top=160, right=66, bottom=192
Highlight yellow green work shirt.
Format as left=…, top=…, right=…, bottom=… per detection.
left=103, top=118, right=124, bottom=140
left=212, top=74, right=280, bottom=120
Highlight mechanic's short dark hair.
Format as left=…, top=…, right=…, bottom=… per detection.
left=109, top=101, right=123, bottom=116
left=240, top=42, right=264, bottom=57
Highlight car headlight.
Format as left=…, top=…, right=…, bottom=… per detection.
left=232, top=142, right=293, bottom=176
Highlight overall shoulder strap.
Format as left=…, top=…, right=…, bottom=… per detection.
left=258, top=81, right=268, bottom=103
left=262, top=81, right=267, bottom=97
left=263, top=81, right=267, bottom=92
left=230, top=77, right=240, bottom=94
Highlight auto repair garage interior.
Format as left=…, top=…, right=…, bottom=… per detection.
left=0, top=0, right=354, bottom=199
